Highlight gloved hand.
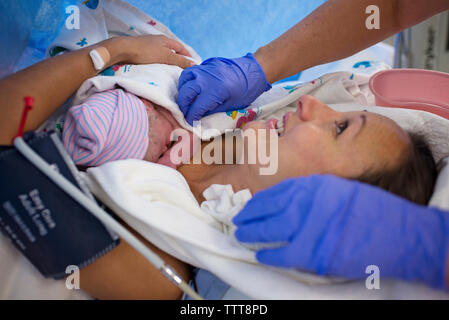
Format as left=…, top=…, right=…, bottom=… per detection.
left=233, top=175, right=449, bottom=289
left=177, top=53, right=271, bottom=125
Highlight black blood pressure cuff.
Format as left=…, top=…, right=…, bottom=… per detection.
left=0, top=131, right=119, bottom=279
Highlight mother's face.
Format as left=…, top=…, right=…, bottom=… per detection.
left=242, top=95, right=411, bottom=185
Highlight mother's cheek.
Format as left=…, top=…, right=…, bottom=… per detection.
left=279, top=134, right=327, bottom=170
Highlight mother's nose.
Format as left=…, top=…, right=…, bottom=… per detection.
left=296, top=95, right=335, bottom=121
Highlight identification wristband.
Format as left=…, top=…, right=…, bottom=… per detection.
left=89, top=47, right=110, bottom=71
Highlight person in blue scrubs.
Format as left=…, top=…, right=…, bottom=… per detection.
left=177, top=0, right=449, bottom=289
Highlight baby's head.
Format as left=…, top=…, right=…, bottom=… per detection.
left=63, top=89, right=180, bottom=167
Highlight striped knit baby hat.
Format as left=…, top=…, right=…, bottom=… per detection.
left=62, top=89, right=149, bottom=166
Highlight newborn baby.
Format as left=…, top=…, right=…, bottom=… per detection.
left=63, top=88, right=188, bottom=168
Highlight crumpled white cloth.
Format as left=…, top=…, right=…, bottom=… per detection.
left=201, top=184, right=285, bottom=251
left=201, top=184, right=252, bottom=236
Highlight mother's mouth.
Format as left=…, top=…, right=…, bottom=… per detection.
left=265, top=118, right=285, bottom=136
left=266, top=118, right=277, bottom=130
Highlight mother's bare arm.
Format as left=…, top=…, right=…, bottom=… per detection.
left=80, top=224, right=191, bottom=300
left=0, top=35, right=193, bottom=145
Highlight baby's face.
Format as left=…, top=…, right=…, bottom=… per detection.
left=140, top=98, right=181, bottom=162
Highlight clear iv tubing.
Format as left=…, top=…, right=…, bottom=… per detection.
left=14, top=137, right=203, bottom=300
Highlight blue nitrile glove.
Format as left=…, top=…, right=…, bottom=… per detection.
left=233, top=175, right=449, bottom=289
left=177, top=53, right=271, bottom=125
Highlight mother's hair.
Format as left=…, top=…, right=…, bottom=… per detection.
left=357, top=132, right=438, bottom=205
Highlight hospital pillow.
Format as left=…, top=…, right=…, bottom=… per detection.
left=430, top=157, right=449, bottom=210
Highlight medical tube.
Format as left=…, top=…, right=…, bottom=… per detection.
left=13, top=137, right=203, bottom=300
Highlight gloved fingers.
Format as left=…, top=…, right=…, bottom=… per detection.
left=232, top=178, right=307, bottom=225
left=178, top=69, right=196, bottom=89
left=177, top=81, right=201, bottom=116
left=185, top=94, right=219, bottom=126
left=234, top=211, right=300, bottom=243
left=256, top=246, right=296, bottom=268
left=163, top=37, right=192, bottom=57
left=232, top=194, right=289, bottom=226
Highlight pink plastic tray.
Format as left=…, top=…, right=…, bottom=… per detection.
left=369, top=69, right=449, bottom=120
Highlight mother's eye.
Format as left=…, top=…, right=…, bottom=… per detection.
left=335, top=120, right=349, bottom=136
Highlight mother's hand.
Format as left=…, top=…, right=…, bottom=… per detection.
left=119, top=35, right=195, bottom=69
